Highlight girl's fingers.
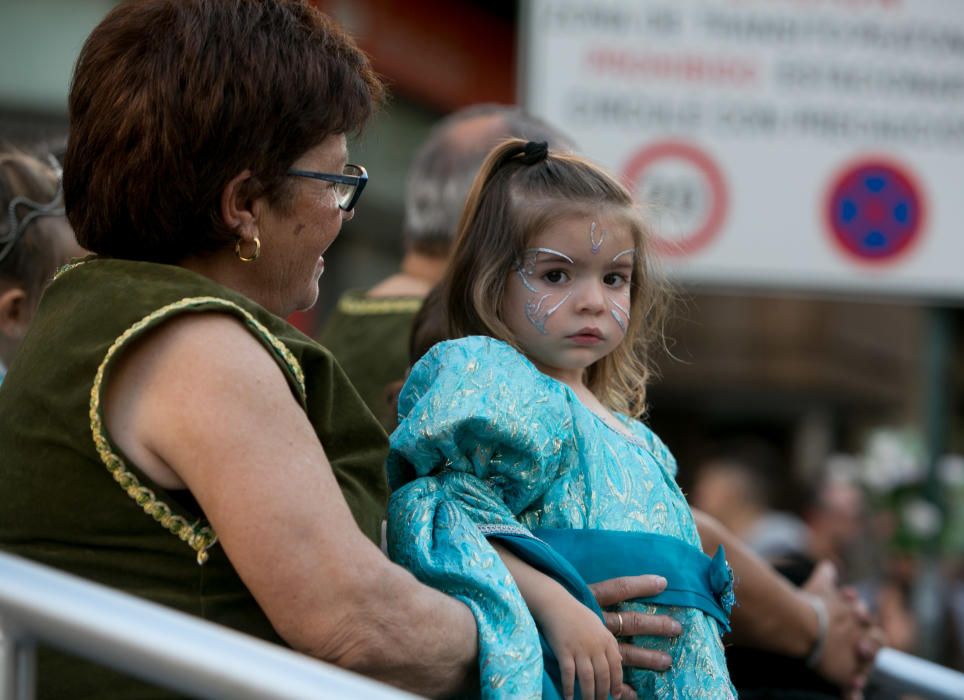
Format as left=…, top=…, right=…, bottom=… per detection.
left=593, top=655, right=610, bottom=700
left=608, top=644, right=624, bottom=699
left=576, top=656, right=595, bottom=700
left=559, top=656, right=576, bottom=700
left=618, top=684, right=638, bottom=700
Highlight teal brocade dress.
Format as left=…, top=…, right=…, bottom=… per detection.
left=387, top=337, right=736, bottom=699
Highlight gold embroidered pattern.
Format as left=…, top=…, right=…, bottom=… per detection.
left=337, top=294, right=423, bottom=316
left=53, top=259, right=87, bottom=281
left=90, top=296, right=307, bottom=564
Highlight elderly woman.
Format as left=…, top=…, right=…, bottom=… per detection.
left=0, top=1, right=471, bottom=697
left=0, top=2, right=683, bottom=699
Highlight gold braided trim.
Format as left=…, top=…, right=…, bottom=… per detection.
left=53, top=259, right=87, bottom=281
left=336, top=295, right=422, bottom=316
left=89, top=296, right=307, bottom=565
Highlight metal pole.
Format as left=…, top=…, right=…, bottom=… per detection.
left=0, top=622, right=36, bottom=700
left=870, top=647, right=964, bottom=700
left=915, top=306, right=953, bottom=661
left=0, top=553, right=418, bottom=700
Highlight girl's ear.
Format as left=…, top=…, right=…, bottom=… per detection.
left=220, top=170, right=259, bottom=243
left=0, top=286, right=30, bottom=341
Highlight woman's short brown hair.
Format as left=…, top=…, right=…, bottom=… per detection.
left=64, top=0, right=383, bottom=263
left=442, top=139, right=668, bottom=417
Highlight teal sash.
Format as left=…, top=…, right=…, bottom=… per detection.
left=485, top=527, right=733, bottom=700
left=532, top=528, right=734, bottom=630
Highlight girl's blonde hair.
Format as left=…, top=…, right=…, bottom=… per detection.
left=441, top=138, right=667, bottom=417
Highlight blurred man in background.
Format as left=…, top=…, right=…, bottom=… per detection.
left=692, top=438, right=810, bottom=562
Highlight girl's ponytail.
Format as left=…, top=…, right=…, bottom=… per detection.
left=517, top=140, right=548, bottom=165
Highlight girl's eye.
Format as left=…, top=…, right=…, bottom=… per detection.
left=604, top=272, right=629, bottom=288
left=543, top=270, right=569, bottom=284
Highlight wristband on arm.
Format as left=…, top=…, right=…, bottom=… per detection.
left=801, top=592, right=829, bottom=668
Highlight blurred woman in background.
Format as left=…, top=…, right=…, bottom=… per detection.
left=0, top=149, right=83, bottom=383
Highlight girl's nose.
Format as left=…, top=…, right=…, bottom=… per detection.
left=342, top=207, right=355, bottom=222
left=575, top=281, right=606, bottom=313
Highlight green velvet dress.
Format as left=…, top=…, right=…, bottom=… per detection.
left=317, top=290, right=422, bottom=431
left=0, top=258, right=389, bottom=699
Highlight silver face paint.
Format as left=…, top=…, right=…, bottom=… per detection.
left=514, top=263, right=540, bottom=293
left=589, top=221, right=605, bottom=254
left=609, top=299, right=630, bottom=333
left=525, top=247, right=574, bottom=264
left=525, top=292, right=572, bottom=335
left=605, top=248, right=633, bottom=332
left=514, top=247, right=575, bottom=293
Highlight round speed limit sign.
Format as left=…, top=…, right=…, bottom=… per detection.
left=622, top=141, right=728, bottom=257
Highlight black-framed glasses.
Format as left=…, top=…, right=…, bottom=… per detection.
left=286, top=163, right=368, bottom=212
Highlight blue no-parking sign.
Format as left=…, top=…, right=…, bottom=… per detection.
left=826, top=159, right=925, bottom=265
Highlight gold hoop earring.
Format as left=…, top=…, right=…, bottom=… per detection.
left=235, top=236, right=261, bottom=263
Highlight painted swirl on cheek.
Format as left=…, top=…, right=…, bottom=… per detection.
left=609, top=298, right=630, bottom=332
left=525, top=292, right=572, bottom=335
left=609, top=249, right=634, bottom=333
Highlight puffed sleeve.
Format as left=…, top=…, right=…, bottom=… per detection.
left=386, top=336, right=575, bottom=699
left=387, top=336, right=573, bottom=514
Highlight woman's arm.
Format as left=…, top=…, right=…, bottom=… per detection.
left=491, top=543, right=622, bottom=700
left=693, top=509, right=872, bottom=694
left=104, top=313, right=476, bottom=697
left=693, top=510, right=819, bottom=655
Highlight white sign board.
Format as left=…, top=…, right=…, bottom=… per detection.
left=523, top=0, right=964, bottom=300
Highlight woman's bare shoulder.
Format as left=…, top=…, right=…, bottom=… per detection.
left=102, top=311, right=293, bottom=488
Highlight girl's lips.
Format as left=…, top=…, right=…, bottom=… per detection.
left=568, top=331, right=604, bottom=345
left=570, top=327, right=602, bottom=338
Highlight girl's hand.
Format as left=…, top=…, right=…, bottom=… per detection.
left=490, top=542, right=626, bottom=699
left=539, top=587, right=624, bottom=700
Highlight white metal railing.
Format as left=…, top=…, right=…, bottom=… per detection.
left=3, top=550, right=964, bottom=699
left=0, top=551, right=418, bottom=700
left=869, top=646, right=964, bottom=700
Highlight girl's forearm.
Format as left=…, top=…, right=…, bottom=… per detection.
left=491, top=542, right=571, bottom=620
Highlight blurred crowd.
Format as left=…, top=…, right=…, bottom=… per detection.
left=689, top=434, right=964, bottom=678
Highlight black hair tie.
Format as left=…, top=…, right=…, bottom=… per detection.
left=519, top=140, right=549, bottom=165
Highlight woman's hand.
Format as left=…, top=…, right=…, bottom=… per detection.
left=589, top=575, right=682, bottom=700
left=538, top=587, right=624, bottom=700
left=590, top=575, right=681, bottom=669
left=803, top=562, right=884, bottom=699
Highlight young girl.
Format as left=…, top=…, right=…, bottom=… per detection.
left=386, top=140, right=736, bottom=700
